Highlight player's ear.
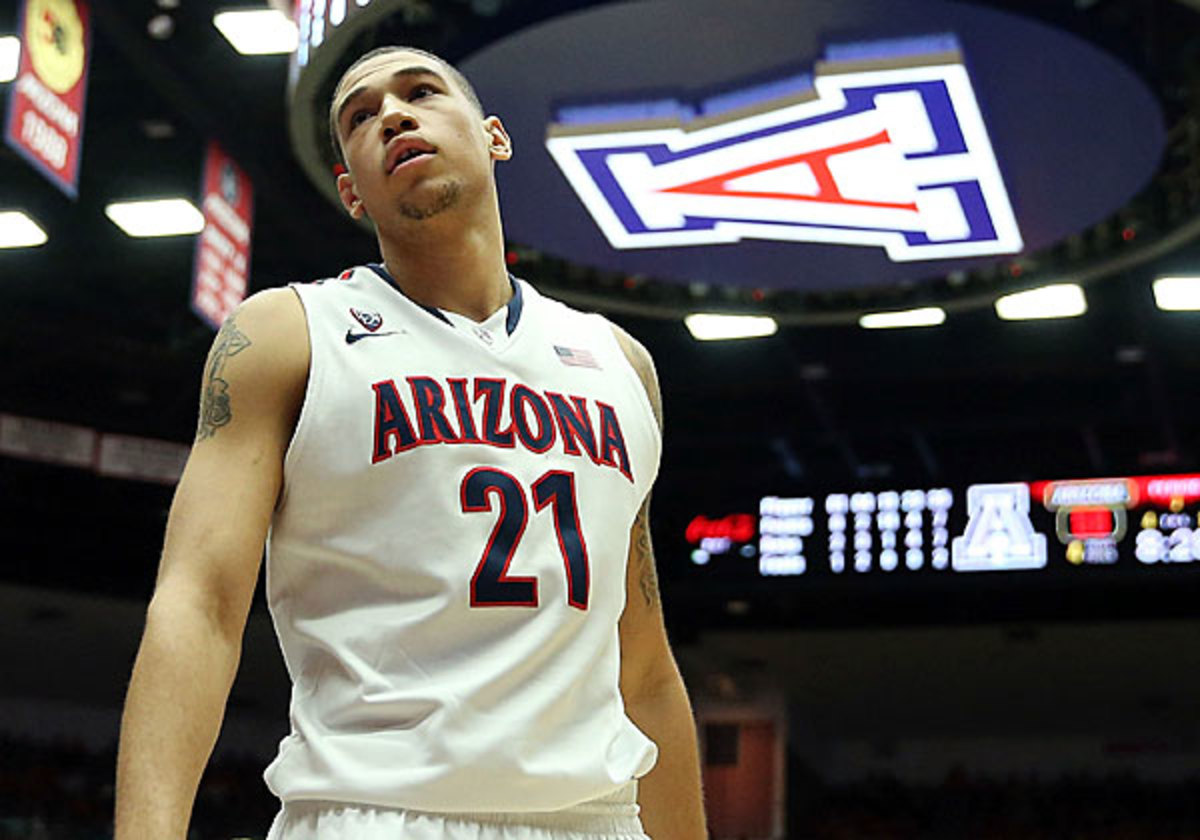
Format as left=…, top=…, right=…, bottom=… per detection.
left=337, top=171, right=367, bottom=219
left=484, top=116, right=512, bottom=162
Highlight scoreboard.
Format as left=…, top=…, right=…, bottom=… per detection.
left=755, top=487, right=958, bottom=577
left=682, top=474, right=1200, bottom=611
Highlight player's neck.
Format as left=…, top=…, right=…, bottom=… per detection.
left=378, top=216, right=511, bottom=322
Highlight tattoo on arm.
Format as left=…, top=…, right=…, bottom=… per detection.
left=196, top=315, right=252, bottom=441
left=633, top=500, right=661, bottom=609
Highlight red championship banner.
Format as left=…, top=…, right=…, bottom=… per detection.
left=4, top=0, right=92, bottom=197
left=191, top=142, right=254, bottom=329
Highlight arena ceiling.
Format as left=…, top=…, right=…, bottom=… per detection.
left=0, top=0, right=1198, bottom=625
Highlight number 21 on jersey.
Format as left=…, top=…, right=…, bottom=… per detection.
left=460, top=467, right=590, bottom=610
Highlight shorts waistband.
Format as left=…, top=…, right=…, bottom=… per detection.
left=446, top=782, right=640, bottom=832
left=281, top=781, right=642, bottom=835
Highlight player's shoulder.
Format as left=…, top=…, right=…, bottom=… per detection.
left=608, top=322, right=660, bottom=425
left=210, top=287, right=309, bottom=389
left=527, top=283, right=643, bottom=354
left=535, top=284, right=662, bottom=429
left=227, top=286, right=305, bottom=338
left=527, top=281, right=657, bottom=380
left=606, top=320, right=654, bottom=374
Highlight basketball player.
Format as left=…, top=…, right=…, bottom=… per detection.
left=114, top=46, right=706, bottom=840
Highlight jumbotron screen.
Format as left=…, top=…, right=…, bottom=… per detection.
left=684, top=473, right=1200, bottom=580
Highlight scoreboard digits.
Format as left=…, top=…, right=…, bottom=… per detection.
left=758, top=488, right=953, bottom=576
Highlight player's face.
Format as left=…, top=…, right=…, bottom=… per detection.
left=332, top=51, right=511, bottom=226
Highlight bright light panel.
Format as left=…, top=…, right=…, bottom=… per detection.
left=213, top=9, right=298, bottom=55
left=0, top=36, right=18, bottom=83
left=685, top=313, right=778, bottom=341
left=859, top=306, right=946, bottom=329
left=1152, top=276, right=1200, bottom=311
left=105, top=199, right=204, bottom=237
left=0, top=211, right=48, bottom=248
left=994, top=283, right=1087, bottom=321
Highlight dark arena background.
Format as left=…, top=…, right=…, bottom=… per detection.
left=2, top=0, right=1200, bottom=837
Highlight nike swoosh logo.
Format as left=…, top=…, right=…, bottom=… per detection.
left=345, top=329, right=401, bottom=344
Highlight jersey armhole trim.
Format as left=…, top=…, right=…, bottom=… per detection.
left=278, top=283, right=319, bottom=509
left=597, top=316, right=663, bottom=484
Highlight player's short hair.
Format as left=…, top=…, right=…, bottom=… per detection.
left=328, top=46, right=485, bottom=167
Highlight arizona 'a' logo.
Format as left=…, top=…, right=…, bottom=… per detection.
left=545, top=36, right=1022, bottom=262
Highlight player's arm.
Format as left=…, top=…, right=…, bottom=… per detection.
left=114, top=289, right=308, bottom=840
left=612, top=326, right=707, bottom=840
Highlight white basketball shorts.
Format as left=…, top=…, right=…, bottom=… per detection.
left=265, top=781, right=649, bottom=840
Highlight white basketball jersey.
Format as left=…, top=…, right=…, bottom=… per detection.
left=263, top=264, right=660, bottom=813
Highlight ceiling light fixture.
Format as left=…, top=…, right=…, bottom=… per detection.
left=212, top=9, right=298, bottom=55
left=147, top=14, right=175, bottom=39
left=0, top=211, right=48, bottom=248
left=684, top=313, right=778, bottom=341
left=994, top=283, right=1087, bottom=321
left=0, top=36, right=19, bottom=83
left=1152, top=276, right=1200, bottom=311
left=859, top=306, right=947, bottom=329
left=105, top=199, right=205, bottom=237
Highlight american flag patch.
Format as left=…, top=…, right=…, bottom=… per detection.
left=554, top=345, right=600, bottom=369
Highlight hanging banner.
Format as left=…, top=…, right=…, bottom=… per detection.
left=4, top=0, right=93, bottom=197
left=96, top=434, right=188, bottom=485
left=0, top=413, right=189, bottom=485
left=0, top=413, right=97, bottom=469
left=191, top=142, right=254, bottom=329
